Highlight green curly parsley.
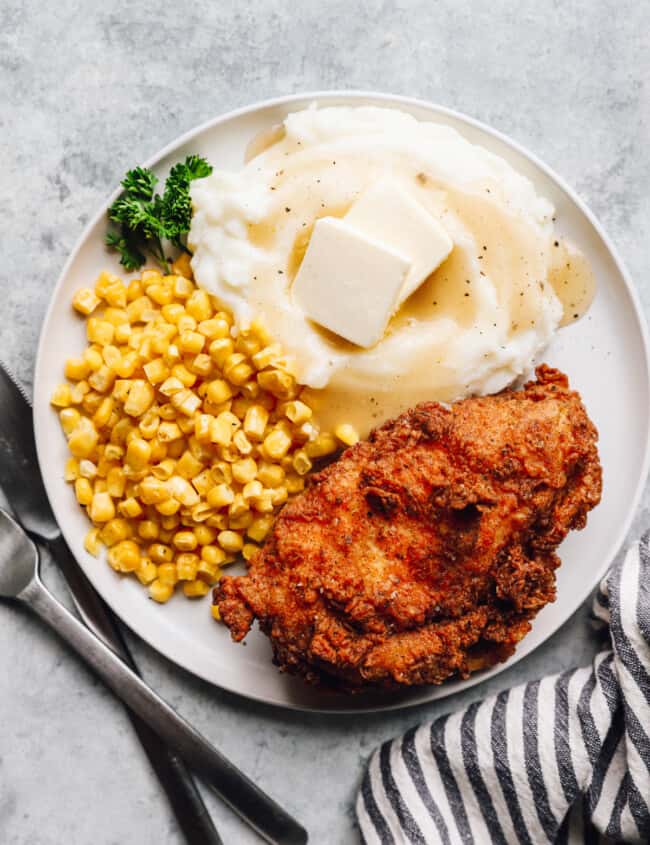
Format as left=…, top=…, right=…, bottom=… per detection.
left=105, top=155, right=213, bottom=273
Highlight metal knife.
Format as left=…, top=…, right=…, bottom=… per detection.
left=0, top=362, right=223, bottom=845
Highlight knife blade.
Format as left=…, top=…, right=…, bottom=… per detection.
left=0, top=361, right=223, bottom=845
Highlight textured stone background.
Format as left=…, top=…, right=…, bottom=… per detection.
left=1, top=1, right=649, bottom=842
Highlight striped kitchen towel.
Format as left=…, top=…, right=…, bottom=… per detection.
left=357, top=533, right=650, bottom=844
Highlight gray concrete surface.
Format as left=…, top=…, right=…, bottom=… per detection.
left=1, top=1, right=649, bottom=842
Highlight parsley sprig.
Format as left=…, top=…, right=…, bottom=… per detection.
left=105, top=155, right=213, bottom=273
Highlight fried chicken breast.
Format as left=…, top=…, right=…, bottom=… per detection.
left=216, top=366, right=602, bottom=692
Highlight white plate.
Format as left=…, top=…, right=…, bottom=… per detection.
left=34, top=92, right=650, bottom=712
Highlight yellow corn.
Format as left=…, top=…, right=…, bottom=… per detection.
left=206, top=379, right=233, bottom=405
left=138, top=520, right=160, bottom=541
left=263, top=428, right=292, bottom=460
left=305, top=433, right=338, bottom=458
left=157, top=563, right=179, bottom=585
left=75, top=478, right=93, bottom=506
left=135, top=559, right=158, bottom=585
left=207, top=483, right=234, bottom=509
left=90, top=492, right=115, bottom=522
left=218, top=530, right=244, bottom=553
left=242, top=543, right=259, bottom=562
left=149, top=579, right=174, bottom=603
left=172, top=530, right=198, bottom=552
left=51, top=383, right=72, bottom=408
left=84, top=527, right=102, bottom=557
left=247, top=515, right=274, bottom=543
left=124, top=380, right=155, bottom=417
left=335, top=423, right=359, bottom=446
left=183, top=579, right=210, bottom=597
left=118, top=497, right=143, bottom=519
left=243, top=405, right=269, bottom=440
left=73, top=287, right=101, bottom=315
left=256, top=462, right=285, bottom=487
left=232, top=457, right=258, bottom=485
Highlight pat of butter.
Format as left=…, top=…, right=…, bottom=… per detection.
left=292, top=217, right=411, bottom=349
left=345, top=180, right=453, bottom=306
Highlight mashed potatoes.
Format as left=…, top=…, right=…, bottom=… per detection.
left=189, top=105, right=566, bottom=436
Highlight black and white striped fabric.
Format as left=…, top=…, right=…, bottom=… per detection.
left=357, top=533, right=650, bottom=844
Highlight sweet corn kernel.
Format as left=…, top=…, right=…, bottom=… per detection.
left=257, top=369, right=296, bottom=400
left=218, top=530, right=244, bottom=553
left=176, top=553, right=200, bottom=581
left=59, top=407, right=82, bottom=436
left=256, top=462, right=285, bottom=487
left=114, top=323, right=132, bottom=345
left=149, top=579, right=174, bottom=603
left=242, top=543, right=259, bottom=562
left=78, top=459, right=97, bottom=479
left=206, top=484, right=234, bottom=509
left=148, top=543, right=174, bottom=563
left=64, top=457, right=80, bottom=481
left=243, top=405, right=269, bottom=440
left=161, top=303, right=185, bottom=324
left=232, top=457, right=258, bottom=485
left=247, top=515, right=274, bottom=543
left=242, top=480, right=263, bottom=501
left=171, top=388, right=201, bottom=417
left=263, top=428, right=292, bottom=460
left=183, top=579, right=210, bottom=597
left=68, top=424, right=99, bottom=459
left=286, top=474, right=305, bottom=494
left=123, top=380, right=155, bottom=417
left=172, top=530, right=198, bottom=552
left=90, top=491, right=115, bottom=522
left=157, top=421, right=182, bottom=443
left=73, top=287, right=101, bottom=315
left=138, top=520, right=160, bottom=541
left=292, top=449, right=312, bottom=476
left=209, top=412, right=238, bottom=447
left=143, top=358, right=170, bottom=385
left=198, top=317, right=229, bottom=339
left=335, top=423, right=359, bottom=447
left=186, top=289, right=213, bottom=322
left=139, top=476, right=171, bottom=505
left=305, top=433, right=338, bottom=458
left=173, top=275, right=194, bottom=299
left=87, top=318, right=115, bottom=346
left=106, top=467, right=126, bottom=498
left=84, top=527, right=102, bottom=557
left=51, top=383, right=72, bottom=408
left=118, top=497, right=143, bottom=519
left=84, top=347, right=103, bottom=371
left=283, top=400, right=312, bottom=425
left=208, top=337, right=235, bottom=367
left=251, top=343, right=282, bottom=371
left=179, top=330, right=205, bottom=355
left=136, top=559, right=158, bottom=585
left=75, top=478, right=93, bottom=506
left=189, top=353, right=213, bottom=377
left=201, top=544, right=227, bottom=566
left=93, top=396, right=114, bottom=428
left=232, top=429, right=253, bottom=455
left=206, top=379, right=233, bottom=405
left=101, top=517, right=131, bottom=547
left=107, top=540, right=140, bottom=572
left=211, top=604, right=221, bottom=621
left=167, top=475, right=200, bottom=507
left=64, top=357, right=90, bottom=381
left=155, top=497, right=181, bottom=516
left=158, top=563, right=179, bottom=586
left=126, top=437, right=152, bottom=471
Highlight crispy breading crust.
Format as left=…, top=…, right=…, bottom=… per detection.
left=216, top=366, right=602, bottom=692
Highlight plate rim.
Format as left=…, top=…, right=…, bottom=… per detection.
left=34, top=90, right=650, bottom=713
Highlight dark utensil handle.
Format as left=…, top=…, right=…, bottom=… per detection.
left=48, top=535, right=223, bottom=845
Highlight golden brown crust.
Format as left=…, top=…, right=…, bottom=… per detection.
left=216, top=366, right=602, bottom=692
